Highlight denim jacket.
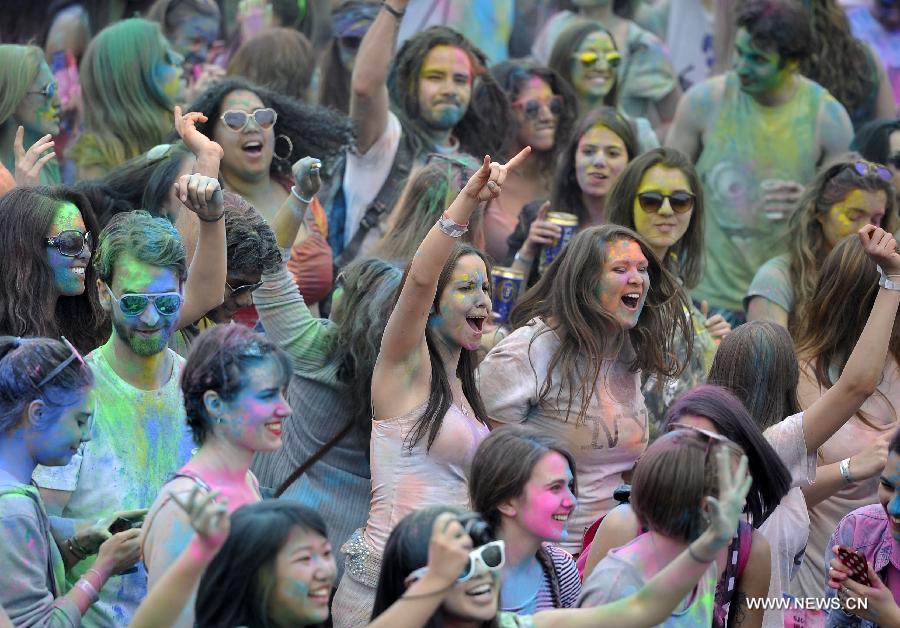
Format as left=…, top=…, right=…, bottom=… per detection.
left=825, top=505, right=900, bottom=627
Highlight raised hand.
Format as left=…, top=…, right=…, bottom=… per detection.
left=174, top=173, right=224, bottom=221
left=860, top=224, right=900, bottom=276
left=461, top=147, right=531, bottom=203
left=691, top=448, right=751, bottom=561
left=13, top=126, right=55, bottom=187
left=424, top=512, right=474, bottom=587
left=292, top=156, right=322, bottom=200
left=173, top=106, right=223, bottom=161
left=170, top=486, right=230, bottom=552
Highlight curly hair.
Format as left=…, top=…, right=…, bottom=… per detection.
left=0, top=336, right=94, bottom=433
left=181, top=324, right=291, bottom=446
left=551, top=107, right=639, bottom=226
left=510, top=224, right=693, bottom=426
left=327, top=257, right=404, bottom=439
left=548, top=19, right=620, bottom=109
left=184, top=76, right=354, bottom=179
left=605, top=147, right=705, bottom=289
left=736, top=0, right=812, bottom=63
left=0, top=186, right=107, bottom=353
left=388, top=26, right=513, bottom=160
left=799, top=0, right=877, bottom=126
left=221, top=192, right=281, bottom=277
left=488, top=59, right=578, bottom=172
left=785, top=158, right=897, bottom=335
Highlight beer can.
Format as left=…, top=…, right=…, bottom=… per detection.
left=491, top=267, right=525, bottom=324
left=539, top=212, right=579, bottom=273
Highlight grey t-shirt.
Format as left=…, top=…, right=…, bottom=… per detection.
left=744, top=254, right=793, bottom=314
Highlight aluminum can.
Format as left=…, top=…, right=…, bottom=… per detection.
left=491, top=267, right=525, bottom=324
left=539, top=212, right=579, bottom=272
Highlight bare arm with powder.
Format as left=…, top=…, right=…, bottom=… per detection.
left=664, top=78, right=723, bottom=162
left=816, top=96, right=854, bottom=165
left=170, top=107, right=228, bottom=329
left=372, top=148, right=530, bottom=420
left=349, top=0, right=409, bottom=153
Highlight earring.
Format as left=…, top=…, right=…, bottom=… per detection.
left=274, top=134, right=294, bottom=161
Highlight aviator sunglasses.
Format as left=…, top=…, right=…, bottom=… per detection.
left=637, top=191, right=696, bottom=214
left=28, top=81, right=58, bottom=101
left=408, top=540, right=506, bottom=584
left=46, top=230, right=92, bottom=257
left=226, top=280, right=263, bottom=297
left=106, top=287, right=183, bottom=317
left=512, top=95, right=564, bottom=120
left=573, top=50, right=621, bottom=70
left=219, top=108, right=278, bottom=132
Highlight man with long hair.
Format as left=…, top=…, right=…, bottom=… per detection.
left=327, top=0, right=511, bottom=266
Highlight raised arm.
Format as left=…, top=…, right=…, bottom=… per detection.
left=171, top=107, right=227, bottom=328
left=271, top=157, right=321, bottom=249
left=802, top=226, right=900, bottom=453
left=374, top=149, right=530, bottom=378
left=350, top=0, right=408, bottom=153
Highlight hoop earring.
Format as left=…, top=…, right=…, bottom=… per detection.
left=274, top=134, right=294, bottom=161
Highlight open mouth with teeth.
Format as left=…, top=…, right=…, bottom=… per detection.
left=465, top=581, right=494, bottom=599
left=621, top=293, right=641, bottom=310
left=242, top=140, right=263, bottom=156
left=265, top=421, right=282, bottom=436
left=307, top=585, right=331, bottom=603
left=466, top=315, right=485, bottom=333
left=552, top=513, right=569, bottom=522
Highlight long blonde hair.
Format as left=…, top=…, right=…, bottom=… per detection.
left=0, top=45, right=43, bottom=126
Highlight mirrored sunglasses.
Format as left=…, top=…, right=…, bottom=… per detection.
left=220, top=108, right=278, bottom=132
left=849, top=160, right=892, bottom=182
left=107, top=287, right=183, bottom=317
left=46, top=230, right=92, bottom=257
left=574, top=50, right=621, bottom=69
left=512, top=95, right=564, bottom=120
left=637, top=191, right=695, bottom=214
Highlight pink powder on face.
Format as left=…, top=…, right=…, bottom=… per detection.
left=518, top=452, right=576, bottom=543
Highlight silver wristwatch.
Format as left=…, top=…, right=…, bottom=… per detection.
left=437, top=213, right=469, bottom=238
left=877, top=265, right=900, bottom=291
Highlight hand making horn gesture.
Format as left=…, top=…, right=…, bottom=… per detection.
left=461, top=146, right=532, bottom=202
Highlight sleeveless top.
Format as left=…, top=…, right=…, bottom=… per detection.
left=364, top=401, right=490, bottom=553
left=693, top=72, right=827, bottom=311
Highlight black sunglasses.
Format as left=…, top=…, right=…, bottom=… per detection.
left=28, top=81, right=57, bottom=101
left=512, top=95, right=563, bottom=120
left=226, top=280, right=263, bottom=297
left=637, top=191, right=695, bottom=214
left=220, top=108, right=277, bottom=132
left=46, top=230, right=92, bottom=257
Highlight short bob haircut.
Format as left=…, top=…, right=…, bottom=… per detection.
left=736, top=0, right=813, bottom=64
left=196, top=500, right=329, bottom=627
left=663, top=385, right=792, bottom=527
left=93, top=209, right=187, bottom=286
left=631, top=428, right=741, bottom=542
left=606, top=147, right=705, bottom=289
left=469, top=425, right=578, bottom=533
left=551, top=107, right=639, bottom=227
left=181, top=324, right=291, bottom=446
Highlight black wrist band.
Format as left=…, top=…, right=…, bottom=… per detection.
left=197, top=209, right=225, bottom=223
left=381, top=1, right=404, bottom=19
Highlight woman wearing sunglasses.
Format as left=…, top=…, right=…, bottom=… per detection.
left=480, top=61, right=577, bottom=262
left=0, top=44, right=62, bottom=187
left=0, top=336, right=143, bottom=626
left=141, top=324, right=292, bottom=627
left=371, top=439, right=751, bottom=628
left=186, top=77, right=352, bottom=312
left=506, top=107, right=638, bottom=287
left=548, top=20, right=663, bottom=152
left=852, top=117, right=900, bottom=193
left=606, top=147, right=730, bottom=430
left=747, top=158, right=897, bottom=332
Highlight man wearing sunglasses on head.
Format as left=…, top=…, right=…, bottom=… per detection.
left=326, top=0, right=512, bottom=267
left=666, top=0, right=853, bottom=326
left=34, top=211, right=198, bottom=627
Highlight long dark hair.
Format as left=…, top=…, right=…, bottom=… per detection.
left=388, top=26, right=513, bottom=160
left=510, top=224, right=693, bottom=426
left=371, top=506, right=500, bottom=628
left=328, top=257, right=404, bottom=438
left=196, top=501, right=330, bottom=628
left=318, top=0, right=378, bottom=114
left=852, top=118, right=900, bottom=164
left=0, top=186, right=107, bottom=353
left=185, top=76, right=354, bottom=179
left=396, top=244, right=491, bottom=451
left=606, top=147, right=705, bottom=289
left=664, top=385, right=792, bottom=526
left=548, top=19, right=620, bottom=109
left=488, top=59, right=578, bottom=172
left=550, top=107, right=638, bottom=225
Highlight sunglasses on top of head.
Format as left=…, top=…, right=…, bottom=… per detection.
left=219, top=108, right=278, bottom=132
left=636, top=191, right=695, bottom=214
left=845, top=160, right=892, bottom=182
left=512, top=95, right=564, bottom=120
left=46, top=230, right=92, bottom=257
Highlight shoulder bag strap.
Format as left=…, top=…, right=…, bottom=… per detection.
left=274, top=423, right=354, bottom=498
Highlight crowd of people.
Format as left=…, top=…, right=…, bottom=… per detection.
left=3, top=0, right=900, bottom=626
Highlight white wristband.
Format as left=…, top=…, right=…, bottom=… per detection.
left=839, top=458, right=853, bottom=484
left=290, top=186, right=313, bottom=205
